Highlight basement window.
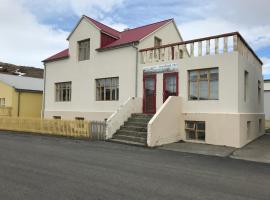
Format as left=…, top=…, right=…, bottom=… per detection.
left=259, top=119, right=262, bottom=134
left=247, top=121, right=251, bottom=139
left=75, top=117, right=85, bottom=128
left=53, top=116, right=61, bottom=120
left=185, top=121, right=205, bottom=141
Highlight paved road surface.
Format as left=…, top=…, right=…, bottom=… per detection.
left=0, top=131, right=269, bottom=200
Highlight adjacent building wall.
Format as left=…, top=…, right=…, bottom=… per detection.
left=19, top=92, right=43, bottom=118
left=264, top=81, right=270, bottom=121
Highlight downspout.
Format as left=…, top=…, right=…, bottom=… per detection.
left=42, top=63, right=46, bottom=118
left=132, top=43, right=139, bottom=97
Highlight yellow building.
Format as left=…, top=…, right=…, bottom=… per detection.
left=0, top=74, right=43, bottom=118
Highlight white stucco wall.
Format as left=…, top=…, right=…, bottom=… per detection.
left=44, top=18, right=136, bottom=120
left=139, top=51, right=264, bottom=147
left=44, top=18, right=182, bottom=121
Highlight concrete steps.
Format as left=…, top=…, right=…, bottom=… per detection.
left=109, top=113, right=153, bottom=146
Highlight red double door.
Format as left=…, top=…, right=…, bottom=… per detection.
left=143, top=72, right=178, bottom=114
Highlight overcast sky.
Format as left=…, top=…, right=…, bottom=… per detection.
left=1, top=0, right=270, bottom=78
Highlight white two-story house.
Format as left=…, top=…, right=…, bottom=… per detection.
left=43, top=15, right=264, bottom=148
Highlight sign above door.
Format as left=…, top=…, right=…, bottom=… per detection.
left=143, top=63, right=178, bottom=74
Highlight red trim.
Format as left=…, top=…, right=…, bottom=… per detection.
left=163, top=72, right=179, bottom=102
left=143, top=74, right=156, bottom=114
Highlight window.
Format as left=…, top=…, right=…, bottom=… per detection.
left=258, top=80, right=261, bottom=103
left=0, top=98, right=5, bottom=107
left=188, top=68, right=219, bottom=100
left=96, top=77, right=119, bottom=101
left=75, top=117, right=84, bottom=121
left=185, top=121, right=205, bottom=141
left=247, top=121, right=251, bottom=139
left=53, top=116, right=61, bottom=120
left=78, top=39, right=90, bottom=61
left=55, top=82, right=71, bottom=102
left=244, top=70, right=249, bottom=102
left=75, top=117, right=85, bottom=128
left=154, top=37, right=162, bottom=47
left=259, top=119, right=262, bottom=133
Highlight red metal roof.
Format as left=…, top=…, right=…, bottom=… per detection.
left=43, top=49, right=69, bottom=62
left=100, top=19, right=172, bottom=49
left=85, top=16, right=120, bottom=38
left=43, top=17, right=172, bottom=62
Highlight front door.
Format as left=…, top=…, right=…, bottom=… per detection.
left=143, top=74, right=156, bottom=114
left=163, top=72, right=178, bottom=102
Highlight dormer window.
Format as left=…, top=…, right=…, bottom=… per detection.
left=78, top=39, right=90, bottom=61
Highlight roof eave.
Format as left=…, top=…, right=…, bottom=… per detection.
left=67, top=15, right=102, bottom=41
left=15, top=88, right=43, bottom=93
left=42, top=56, right=69, bottom=63
left=96, top=41, right=139, bottom=52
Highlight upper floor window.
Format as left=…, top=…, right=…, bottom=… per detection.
left=258, top=80, right=262, bottom=103
left=96, top=77, right=119, bottom=101
left=244, top=70, right=249, bottom=102
left=55, top=82, right=71, bottom=102
left=188, top=68, right=219, bottom=100
left=0, top=98, right=5, bottom=107
left=78, top=39, right=90, bottom=61
left=154, top=37, right=162, bottom=47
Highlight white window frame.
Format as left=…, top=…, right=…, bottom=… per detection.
left=96, top=77, right=119, bottom=101
left=188, top=68, right=219, bottom=100
left=55, top=82, right=72, bottom=102
left=78, top=39, right=90, bottom=61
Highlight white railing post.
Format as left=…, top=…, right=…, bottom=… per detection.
left=198, top=41, right=202, bottom=56
left=224, top=37, right=228, bottom=53
left=215, top=38, right=219, bottom=54
left=206, top=40, right=210, bottom=55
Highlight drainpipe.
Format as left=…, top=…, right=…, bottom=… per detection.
left=132, top=43, right=139, bottom=97
left=42, top=63, right=46, bottom=118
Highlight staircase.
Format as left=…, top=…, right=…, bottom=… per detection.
left=109, top=113, right=153, bottom=146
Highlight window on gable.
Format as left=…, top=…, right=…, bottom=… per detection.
left=78, top=39, right=90, bottom=61
left=154, top=37, right=162, bottom=47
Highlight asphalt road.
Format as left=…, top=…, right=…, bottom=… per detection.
left=0, top=131, right=270, bottom=200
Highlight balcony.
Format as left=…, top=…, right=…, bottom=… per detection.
left=140, top=32, right=262, bottom=67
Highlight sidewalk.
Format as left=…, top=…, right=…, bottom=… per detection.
left=230, top=134, right=270, bottom=164
left=159, top=133, right=270, bottom=164
left=159, top=141, right=235, bottom=157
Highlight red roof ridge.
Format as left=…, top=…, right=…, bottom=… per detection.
left=120, top=18, right=173, bottom=33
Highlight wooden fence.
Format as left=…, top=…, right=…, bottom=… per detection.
left=0, top=117, right=106, bottom=140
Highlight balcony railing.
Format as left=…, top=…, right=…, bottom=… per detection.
left=140, top=32, right=262, bottom=67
